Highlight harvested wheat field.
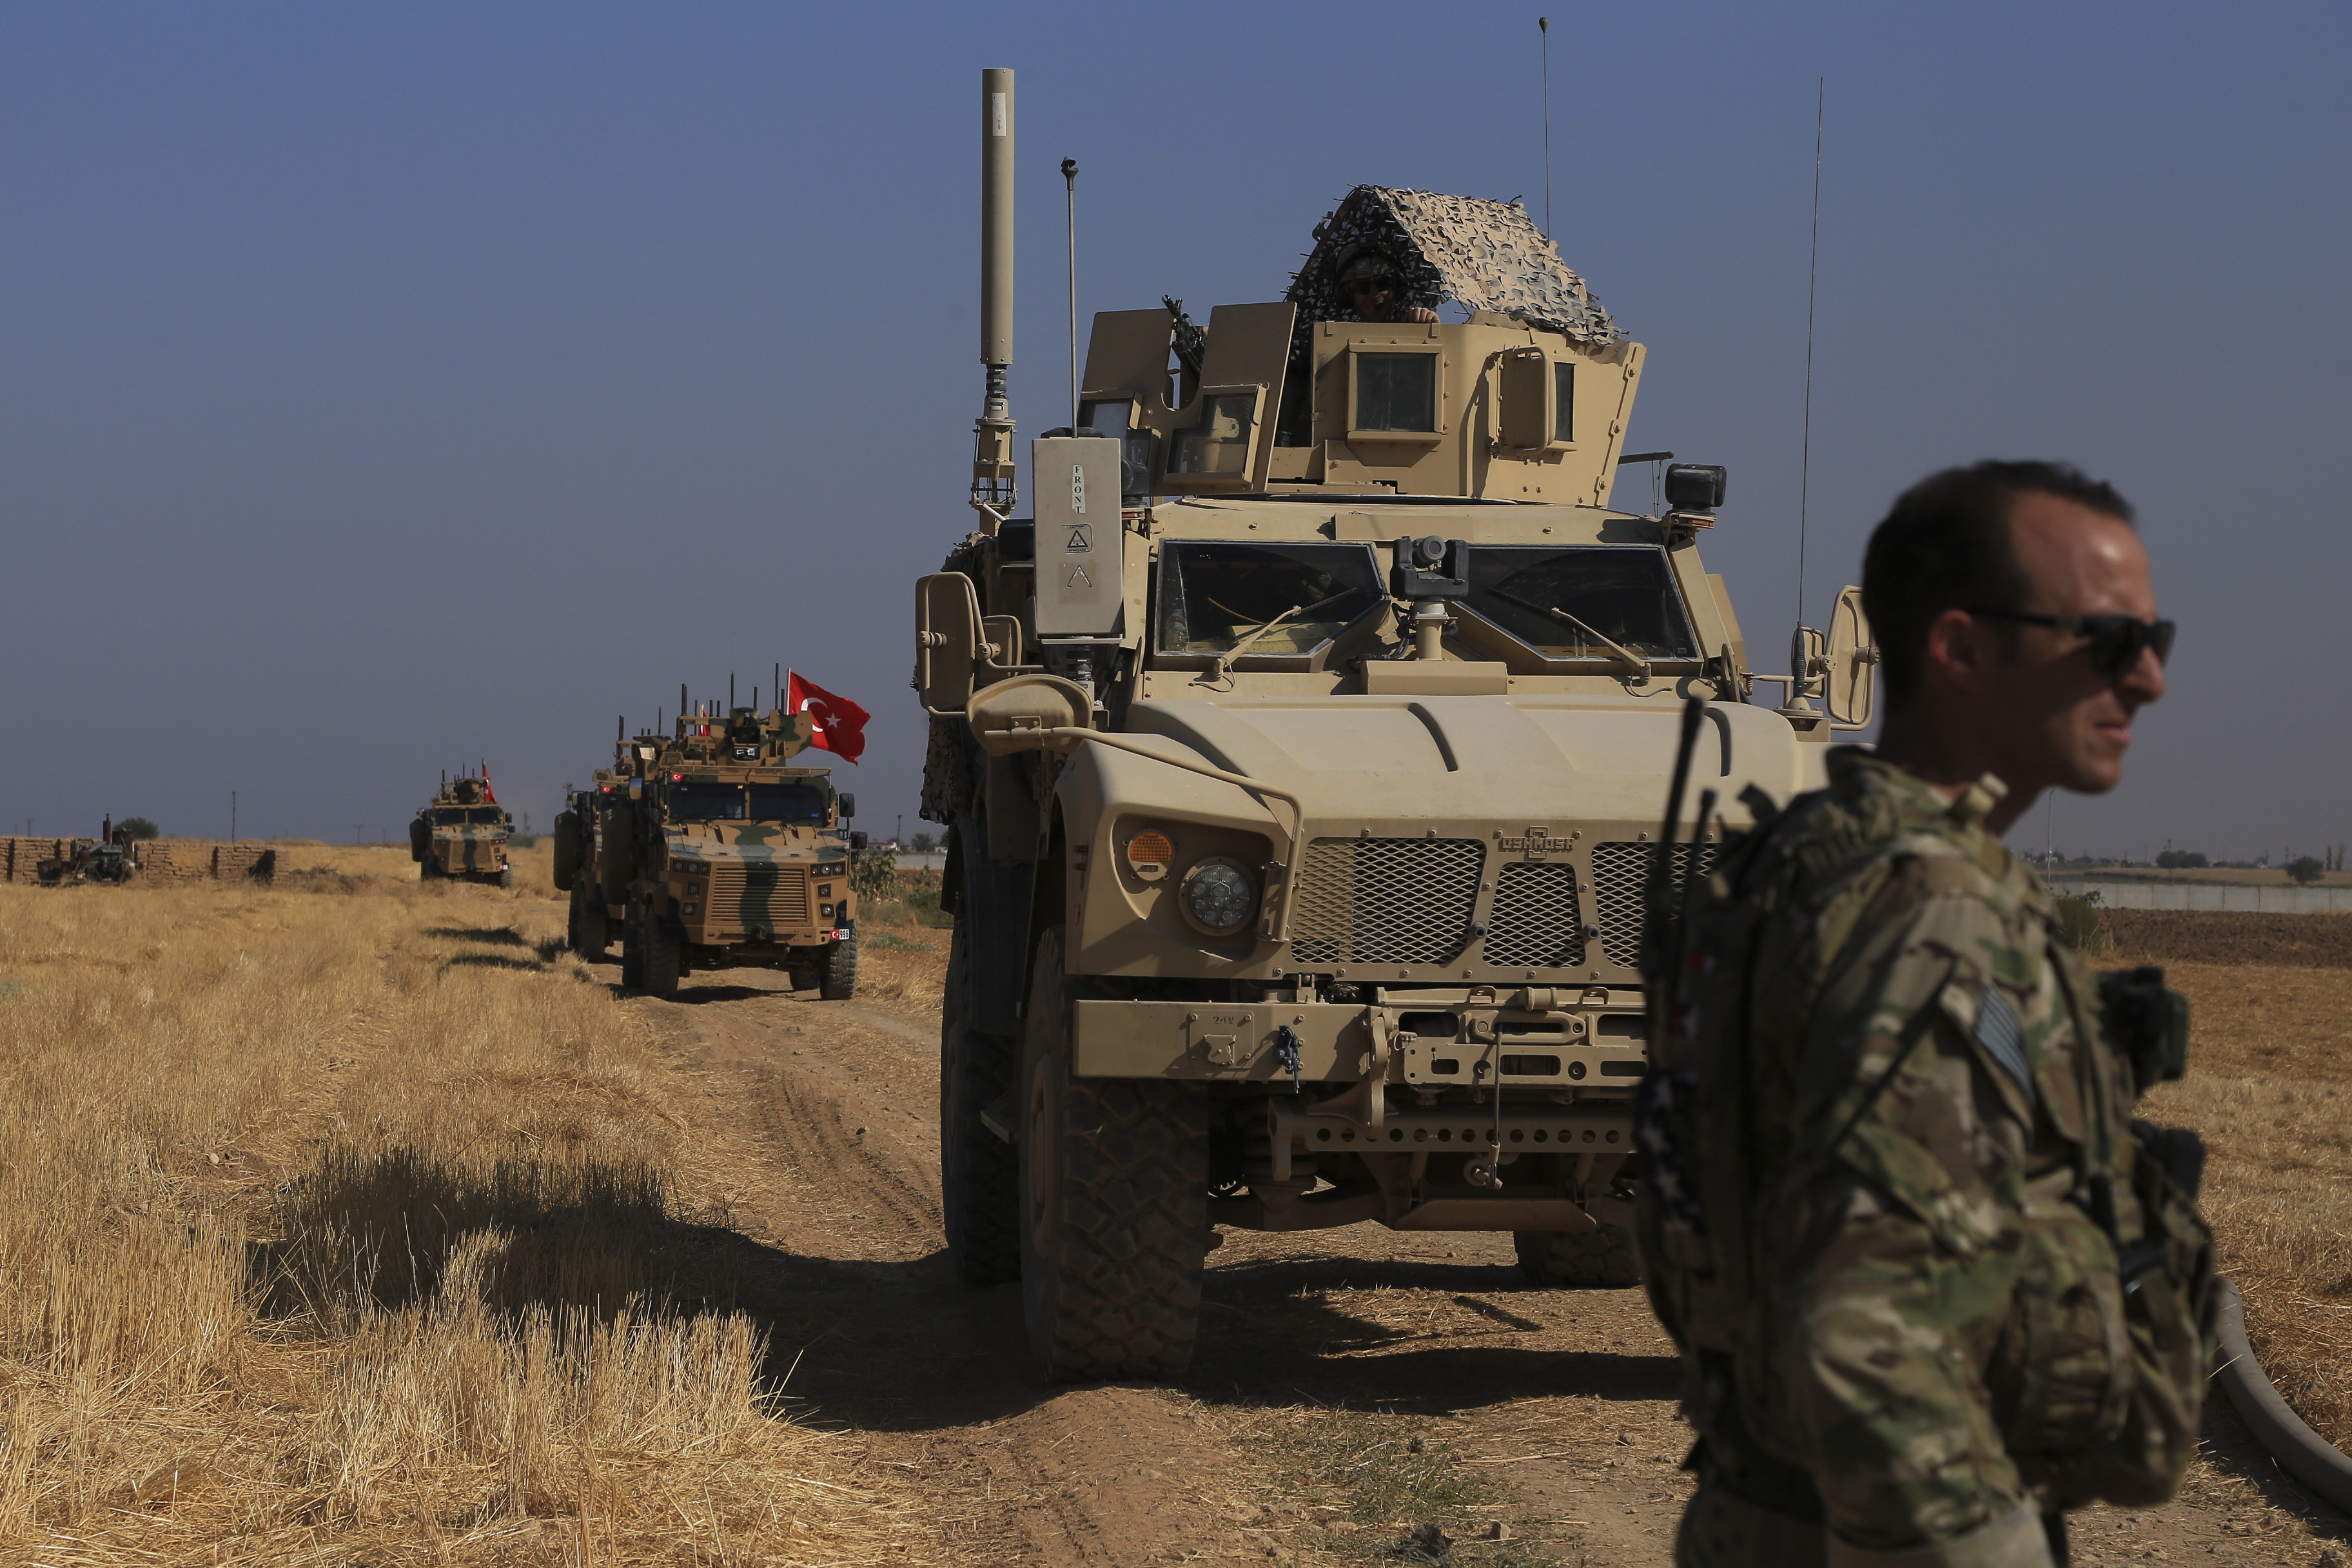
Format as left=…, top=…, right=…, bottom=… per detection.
left=2109, top=914, right=2352, bottom=1458
left=1, top=867, right=2346, bottom=1566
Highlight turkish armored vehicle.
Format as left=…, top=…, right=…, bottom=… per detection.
left=410, top=773, right=513, bottom=887
left=921, top=72, right=1879, bottom=1382
left=553, top=704, right=867, bottom=1001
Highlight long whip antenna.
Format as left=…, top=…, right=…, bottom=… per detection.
left=1796, top=77, right=1824, bottom=629
left=1538, top=17, right=1552, bottom=238
left=1063, top=158, right=1080, bottom=431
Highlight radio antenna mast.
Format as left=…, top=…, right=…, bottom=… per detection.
left=1796, top=77, right=1825, bottom=629
left=1063, top=157, right=1081, bottom=431
left=1538, top=17, right=1552, bottom=238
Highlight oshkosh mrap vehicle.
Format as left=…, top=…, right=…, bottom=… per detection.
left=920, top=72, right=1879, bottom=1382
left=553, top=700, right=865, bottom=1001
left=411, top=772, right=513, bottom=887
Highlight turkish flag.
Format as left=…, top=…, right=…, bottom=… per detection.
left=480, top=763, right=499, bottom=805
left=786, top=672, right=870, bottom=763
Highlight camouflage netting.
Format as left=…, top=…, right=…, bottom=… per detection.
left=1286, top=186, right=1620, bottom=344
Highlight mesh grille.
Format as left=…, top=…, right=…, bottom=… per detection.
left=707, top=864, right=809, bottom=928
left=1589, top=842, right=1717, bottom=969
left=1291, top=837, right=1485, bottom=965
left=1483, top=861, right=1586, bottom=968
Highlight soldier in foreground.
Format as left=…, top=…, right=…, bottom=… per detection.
left=1639, top=461, right=2217, bottom=1566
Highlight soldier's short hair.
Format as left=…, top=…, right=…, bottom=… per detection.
left=1863, top=460, right=2134, bottom=703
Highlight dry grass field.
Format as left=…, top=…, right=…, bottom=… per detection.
left=0, top=850, right=2342, bottom=1565
left=2110, top=913, right=2352, bottom=1451
left=0, top=843, right=928, bottom=1565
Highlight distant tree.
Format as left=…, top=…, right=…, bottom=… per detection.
left=117, top=817, right=160, bottom=840
left=910, top=831, right=938, bottom=854
left=2288, top=855, right=2326, bottom=885
left=2155, top=850, right=2208, bottom=870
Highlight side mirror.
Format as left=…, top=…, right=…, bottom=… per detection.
left=916, top=572, right=986, bottom=713
left=848, top=830, right=869, bottom=851
left=968, top=673, right=1094, bottom=756
left=838, top=792, right=856, bottom=819
left=1825, top=584, right=1877, bottom=729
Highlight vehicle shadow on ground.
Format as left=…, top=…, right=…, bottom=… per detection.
left=424, top=925, right=529, bottom=945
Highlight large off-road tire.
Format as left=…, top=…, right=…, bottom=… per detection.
left=496, top=866, right=514, bottom=890
left=568, top=887, right=610, bottom=961
left=642, top=914, right=682, bottom=1001
left=1515, top=1224, right=1642, bottom=1289
left=620, top=901, right=646, bottom=990
left=818, top=930, right=859, bottom=1001
left=1019, top=928, right=1209, bottom=1382
left=941, top=925, right=1020, bottom=1287
left=419, top=858, right=441, bottom=881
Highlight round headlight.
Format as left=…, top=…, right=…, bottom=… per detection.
left=1179, top=859, right=1257, bottom=936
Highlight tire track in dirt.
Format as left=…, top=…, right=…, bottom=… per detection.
left=636, top=978, right=1257, bottom=1565
left=630, top=971, right=2352, bottom=1568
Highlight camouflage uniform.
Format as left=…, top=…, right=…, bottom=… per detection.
left=1640, top=749, right=2214, bottom=1567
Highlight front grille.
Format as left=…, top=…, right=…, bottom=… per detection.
left=1589, top=842, right=1718, bottom=969
left=1291, top=837, right=1484, bottom=965
left=707, top=864, right=809, bottom=930
left=1483, top=861, right=1586, bottom=968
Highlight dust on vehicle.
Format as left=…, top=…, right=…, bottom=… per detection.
left=409, top=772, right=513, bottom=887
left=554, top=701, right=867, bottom=1001
left=919, top=71, right=1880, bottom=1382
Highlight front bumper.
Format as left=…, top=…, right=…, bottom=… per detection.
left=1070, top=985, right=1649, bottom=1087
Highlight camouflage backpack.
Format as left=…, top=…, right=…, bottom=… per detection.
left=1635, top=715, right=2217, bottom=1508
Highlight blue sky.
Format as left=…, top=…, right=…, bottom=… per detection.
left=3, top=3, right=2346, bottom=859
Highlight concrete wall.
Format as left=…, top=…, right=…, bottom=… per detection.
left=0, top=837, right=277, bottom=885
left=2048, top=877, right=2352, bottom=915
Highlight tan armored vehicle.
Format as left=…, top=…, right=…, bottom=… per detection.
left=553, top=701, right=867, bottom=1001
left=920, top=72, right=1879, bottom=1382
left=410, top=773, right=513, bottom=887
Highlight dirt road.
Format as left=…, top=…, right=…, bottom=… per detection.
left=631, top=966, right=2348, bottom=1567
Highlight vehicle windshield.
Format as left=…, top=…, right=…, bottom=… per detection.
left=669, top=780, right=830, bottom=823
left=434, top=807, right=504, bottom=825
left=1463, top=546, right=1700, bottom=661
left=1155, top=542, right=1386, bottom=658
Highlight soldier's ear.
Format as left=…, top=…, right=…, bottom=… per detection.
left=1921, top=605, right=2001, bottom=698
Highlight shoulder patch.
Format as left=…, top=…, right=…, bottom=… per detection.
left=1974, top=985, right=2033, bottom=1101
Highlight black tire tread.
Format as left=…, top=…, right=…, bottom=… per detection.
left=1022, top=928, right=1208, bottom=1382
left=941, top=928, right=1020, bottom=1286
left=818, top=930, right=858, bottom=1001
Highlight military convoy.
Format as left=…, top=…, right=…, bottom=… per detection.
left=553, top=701, right=867, bottom=1001
left=919, top=70, right=1878, bottom=1380
left=410, top=772, right=513, bottom=887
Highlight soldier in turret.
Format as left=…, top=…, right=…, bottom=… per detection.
left=1643, top=461, right=2215, bottom=1567
left=1334, top=246, right=1439, bottom=324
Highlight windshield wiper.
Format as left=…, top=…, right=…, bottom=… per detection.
left=1197, top=587, right=1363, bottom=685
left=1488, top=588, right=1651, bottom=675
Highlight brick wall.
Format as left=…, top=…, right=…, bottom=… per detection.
left=0, top=838, right=277, bottom=885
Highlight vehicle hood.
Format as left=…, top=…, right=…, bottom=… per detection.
left=1112, top=694, right=1829, bottom=831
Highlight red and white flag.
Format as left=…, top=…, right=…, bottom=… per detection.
left=786, top=672, right=870, bottom=763
left=480, top=763, right=498, bottom=804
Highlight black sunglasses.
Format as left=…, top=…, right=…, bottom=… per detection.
left=1346, top=279, right=1393, bottom=295
left=1966, top=608, right=2176, bottom=678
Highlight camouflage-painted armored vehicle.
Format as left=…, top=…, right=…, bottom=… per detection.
left=410, top=774, right=513, bottom=887
left=921, top=73, right=1879, bottom=1382
left=553, top=705, right=867, bottom=1001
